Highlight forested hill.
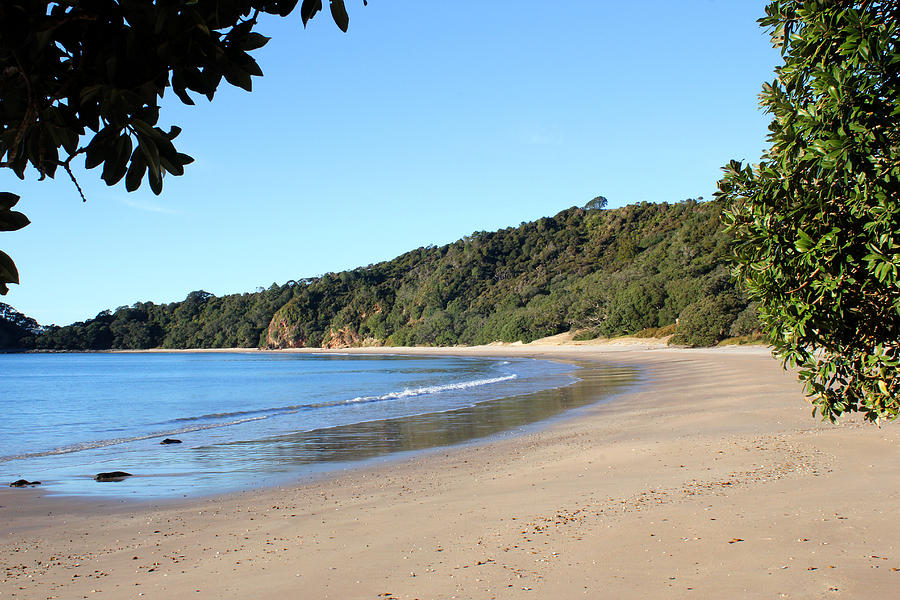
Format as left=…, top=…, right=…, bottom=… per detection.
left=6, top=200, right=760, bottom=351
left=0, top=303, right=42, bottom=350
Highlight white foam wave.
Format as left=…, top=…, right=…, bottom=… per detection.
left=1, top=373, right=518, bottom=463
left=333, top=374, right=518, bottom=407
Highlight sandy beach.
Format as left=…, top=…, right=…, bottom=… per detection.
left=2, top=343, right=898, bottom=599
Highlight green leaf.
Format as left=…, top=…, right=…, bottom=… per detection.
left=244, top=33, right=271, bottom=51
left=794, top=230, right=814, bottom=252
left=330, top=0, right=349, bottom=32
left=148, top=168, right=163, bottom=195
left=0, top=210, right=30, bottom=232
left=172, top=84, right=195, bottom=105
left=125, top=152, right=147, bottom=192
left=0, top=192, right=20, bottom=210
left=101, top=136, right=131, bottom=186
left=241, top=56, right=264, bottom=78
left=300, top=0, right=323, bottom=26
left=85, top=146, right=105, bottom=170
left=0, top=250, right=20, bottom=290
left=223, top=65, right=253, bottom=92
left=275, top=0, right=299, bottom=17
left=136, top=136, right=162, bottom=181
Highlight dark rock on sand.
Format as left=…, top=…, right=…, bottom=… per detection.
left=9, top=479, right=41, bottom=487
left=160, top=438, right=182, bottom=444
left=94, top=471, right=132, bottom=482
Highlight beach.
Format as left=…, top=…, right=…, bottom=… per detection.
left=2, top=344, right=898, bottom=599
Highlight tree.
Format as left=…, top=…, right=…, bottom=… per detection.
left=0, top=0, right=359, bottom=294
left=717, top=0, right=900, bottom=421
left=584, top=196, right=608, bottom=211
left=670, top=293, right=743, bottom=347
left=0, top=300, right=42, bottom=347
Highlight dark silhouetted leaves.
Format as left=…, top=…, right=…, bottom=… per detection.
left=0, top=210, right=30, bottom=233
left=330, top=0, right=349, bottom=32
left=0, top=251, right=20, bottom=294
left=301, top=0, right=324, bottom=26
left=1, top=0, right=361, bottom=293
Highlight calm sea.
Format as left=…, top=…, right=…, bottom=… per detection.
left=1, top=352, right=635, bottom=499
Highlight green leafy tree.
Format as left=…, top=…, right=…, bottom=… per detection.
left=717, top=0, right=900, bottom=421
left=584, top=196, right=608, bottom=211
left=0, top=300, right=41, bottom=347
left=0, top=0, right=358, bottom=294
left=670, top=293, right=743, bottom=347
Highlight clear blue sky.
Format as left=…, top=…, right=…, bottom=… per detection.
left=3, top=1, right=780, bottom=326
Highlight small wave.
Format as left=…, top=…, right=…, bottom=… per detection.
left=0, top=373, right=518, bottom=463
left=166, top=405, right=306, bottom=424
left=161, top=374, right=518, bottom=422
left=0, top=415, right=269, bottom=463
left=325, top=374, right=518, bottom=407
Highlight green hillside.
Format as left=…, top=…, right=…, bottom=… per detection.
left=9, top=200, right=759, bottom=351
left=0, top=303, right=42, bottom=350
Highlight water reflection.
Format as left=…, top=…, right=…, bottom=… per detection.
left=192, top=363, right=637, bottom=469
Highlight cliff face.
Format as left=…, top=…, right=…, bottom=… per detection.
left=320, top=326, right=360, bottom=349
left=265, top=315, right=384, bottom=350
left=265, top=317, right=305, bottom=349
left=320, top=327, right=383, bottom=349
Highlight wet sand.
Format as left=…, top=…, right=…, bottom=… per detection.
left=2, top=344, right=898, bottom=599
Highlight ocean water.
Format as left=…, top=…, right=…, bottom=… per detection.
left=1, top=352, right=635, bottom=499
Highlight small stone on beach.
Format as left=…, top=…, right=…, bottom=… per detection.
left=8, top=479, right=41, bottom=487
left=94, top=471, right=132, bottom=482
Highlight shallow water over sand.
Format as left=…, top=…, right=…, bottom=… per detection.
left=2, top=352, right=636, bottom=498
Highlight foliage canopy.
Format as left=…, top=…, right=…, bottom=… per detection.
left=0, top=0, right=356, bottom=293
left=717, top=0, right=900, bottom=421
left=2, top=201, right=756, bottom=351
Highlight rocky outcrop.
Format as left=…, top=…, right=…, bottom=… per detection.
left=321, top=327, right=384, bottom=349
left=265, top=317, right=307, bottom=349
left=265, top=303, right=386, bottom=349
left=9, top=479, right=40, bottom=487
left=94, top=471, right=132, bottom=482
left=320, top=326, right=360, bottom=349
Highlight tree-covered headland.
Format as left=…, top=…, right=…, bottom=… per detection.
left=3, top=200, right=759, bottom=351
left=0, top=302, right=41, bottom=348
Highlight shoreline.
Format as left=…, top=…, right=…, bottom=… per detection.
left=1, top=347, right=641, bottom=508
left=3, top=344, right=898, bottom=598
left=2, top=350, right=636, bottom=501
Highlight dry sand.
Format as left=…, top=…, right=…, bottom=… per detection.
left=2, top=344, right=898, bottom=599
